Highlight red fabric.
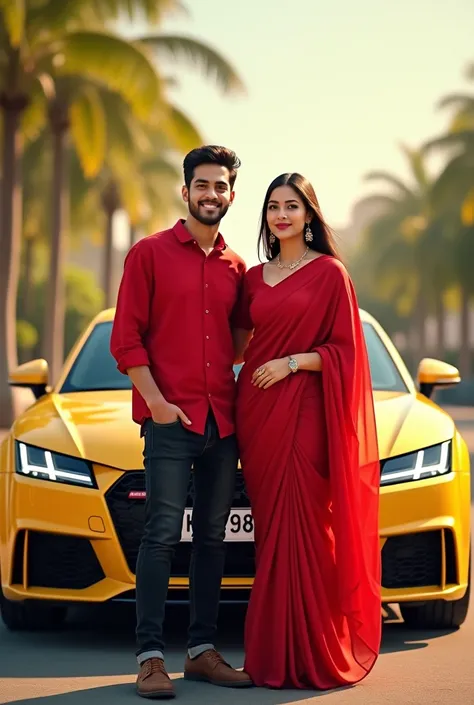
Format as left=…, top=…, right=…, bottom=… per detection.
left=110, top=220, right=246, bottom=435
left=235, top=256, right=381, bottom=689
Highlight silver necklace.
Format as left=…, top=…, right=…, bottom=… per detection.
left=277, top=246, right=309, bottom=271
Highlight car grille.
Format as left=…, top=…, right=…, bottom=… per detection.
left=14, top=530, right=105, bottom=589
left=105, top=470, right=255, bottom=576
left=382, top=530, right=444, bottom=589
left=107, top=476, right=457, bottom=591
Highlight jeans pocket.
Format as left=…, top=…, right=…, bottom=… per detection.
left=152, top=419, right=181, bottom=428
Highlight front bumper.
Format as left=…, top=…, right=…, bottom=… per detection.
left=1, top=451, right=471, bottom=606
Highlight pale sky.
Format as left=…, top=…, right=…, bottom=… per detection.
left=117, top=0, right=473, bottom=266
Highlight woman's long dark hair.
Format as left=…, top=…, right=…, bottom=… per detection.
left=258, top=173, right=341, bottom=262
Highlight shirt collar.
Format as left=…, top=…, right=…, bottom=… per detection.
left=172, top=219, right=227, bottom=251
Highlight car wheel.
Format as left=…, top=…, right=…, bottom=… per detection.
left=0, top=590, right=68, bottom=631
left=400, top=555, right=471, bottom=630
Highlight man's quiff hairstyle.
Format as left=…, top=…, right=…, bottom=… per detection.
left=183, top=145, right=241, bottom=189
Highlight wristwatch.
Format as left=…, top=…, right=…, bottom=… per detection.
left=288, top=356, right=299, bottom=373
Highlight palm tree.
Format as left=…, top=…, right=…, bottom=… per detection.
left=0, top=3, right=165, bottom=423
left=424, top=65, right=474, bottom=375
left=39, top=34, right=170, bottom=382
left=68, top=88, right=203, bottom=307
left=0, top=0, right=244, bottom=424
left=356, top=147, right=449, bottom=360
left=37, top=24, right=243, bottom=384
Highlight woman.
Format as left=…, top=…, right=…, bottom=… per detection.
left=233, top=173, right=381, bottom=690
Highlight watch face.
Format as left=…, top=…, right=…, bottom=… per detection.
left=289, top=358, right=298, bottom=372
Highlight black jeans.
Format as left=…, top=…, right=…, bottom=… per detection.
left=135, top=411, right=238, bottom=657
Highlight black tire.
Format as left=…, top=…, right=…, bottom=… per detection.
left=0, top=590, right=68, bottom=631
left=400, top=569, right=471, bottom=630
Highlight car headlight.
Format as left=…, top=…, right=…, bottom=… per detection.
left=15, top=442, right=96, bottom=488
left=381, top=441, right=451, bottom=486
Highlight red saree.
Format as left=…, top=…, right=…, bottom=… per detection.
left=235, top=255, right=381, bottom=690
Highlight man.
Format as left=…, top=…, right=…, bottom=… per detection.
left=110, top=146, right=252, bottom=699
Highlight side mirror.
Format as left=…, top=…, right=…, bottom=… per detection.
left=417, top=358, right=461, bottom=399
left=8, top=359, right=50, bottom=400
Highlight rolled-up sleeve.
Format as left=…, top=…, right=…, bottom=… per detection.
left=110, top=241, right=153, bottom=375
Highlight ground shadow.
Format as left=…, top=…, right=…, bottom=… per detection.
left=380, top=603, right=457, bottom=654
left=2, top=680, right=355, bottom=705
left=0, top=601, right=461, bottom=682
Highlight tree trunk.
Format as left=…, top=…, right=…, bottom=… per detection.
left=413, top=294, right=427, bottom=361
left=434, top=288, right=446, bottom=361
left=0, top=92, right=27, bottom=427
left=101, top=181, right=120, bottom=309
left=458, top=286, right=471, bottom=378
left=42, top=101, right=70, bottom=384
left=129, top=223, right=136, bottom=250
left=104, top=206, right=115, bottom=308
left=23, top=235, right=35, bottom=322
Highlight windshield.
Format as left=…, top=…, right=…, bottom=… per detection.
left=60, top=320, right=408, bottom=394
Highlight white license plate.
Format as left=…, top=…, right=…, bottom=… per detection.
left=181, top=508, right=254, bottom=542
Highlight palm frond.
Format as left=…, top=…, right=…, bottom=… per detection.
left=27, top=0, right=94, bottom=41
left=461, top=189, right=474, bottom=227
left=139, top=156, right=180, bottom=179
left=116, top=173, right=148, bottom=225
left=89, top=0, right=187, bottom=24
left=431, top=153, right=474, bottom=210
left=69, top=149, right=103, bottom=237
left=21, top=76, right=48, bottom=144
left=353, top=194, right=400, bottom=217
left=438, top=93, right=474, bottom=114
left=69, top=84, right=107, bottom=178
left=424, top=130, right=474, bottom=154
left=50, top=31, right=166, bottom=120
left=0, top=0, right=25, bottom=47
left=99, top=89, right=152, bottom=161
left=160, top=104, right=203, bottom=152
left=138, top=35, right=245, bottom=95
left=399, top=144, right=429, bottom=191
left=364, top=170, right=415, bottom=199
left=450, top=110, right=474, bottom=133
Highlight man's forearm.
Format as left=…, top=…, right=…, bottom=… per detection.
left=127, top=366, right=164, bottom=406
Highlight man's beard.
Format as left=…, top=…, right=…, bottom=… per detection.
left=188, top=199, right=229, bottom=226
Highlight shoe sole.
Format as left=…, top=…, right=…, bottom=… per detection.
left=184, top=673, right=253, bottom=688
left=136, top=688, right=176, bottom=699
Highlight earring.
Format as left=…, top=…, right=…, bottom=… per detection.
left=269, top=232, right=276, bottom=245
left=305, top=223, right=313, bottom=242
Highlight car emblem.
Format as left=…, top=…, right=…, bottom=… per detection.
left=128, top=491, right=146, bottom=499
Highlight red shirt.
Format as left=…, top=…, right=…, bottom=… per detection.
left=110, top=220, right=246, bottom=437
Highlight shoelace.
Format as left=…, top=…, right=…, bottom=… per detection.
left=203, top=650, right=229, bottom=670
left=143, top=658, right=166, bottom=678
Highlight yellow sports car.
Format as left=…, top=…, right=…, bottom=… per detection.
left=0, top=308, right=470, bottom=630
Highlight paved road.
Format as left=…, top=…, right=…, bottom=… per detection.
left=1, top=410, right=473, bottom=705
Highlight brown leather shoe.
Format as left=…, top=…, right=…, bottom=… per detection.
left=184, top=649, right=253, bottom=688
left=136, top=658, right=175, bottom=699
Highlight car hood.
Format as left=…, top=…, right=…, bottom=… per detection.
left=373, top=390, right=454, bottom=458
left=12, top=389, right=455, bottom=471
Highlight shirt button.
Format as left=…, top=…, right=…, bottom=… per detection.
left=205, top=309, right=209, bottom=314
left=207, top=362, right=211, bottom=367
left=206, top=335, right=210, bottom=340
left=205, top=283, right=209, bottom=288
left=208, top=393, right=212, bottom=398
